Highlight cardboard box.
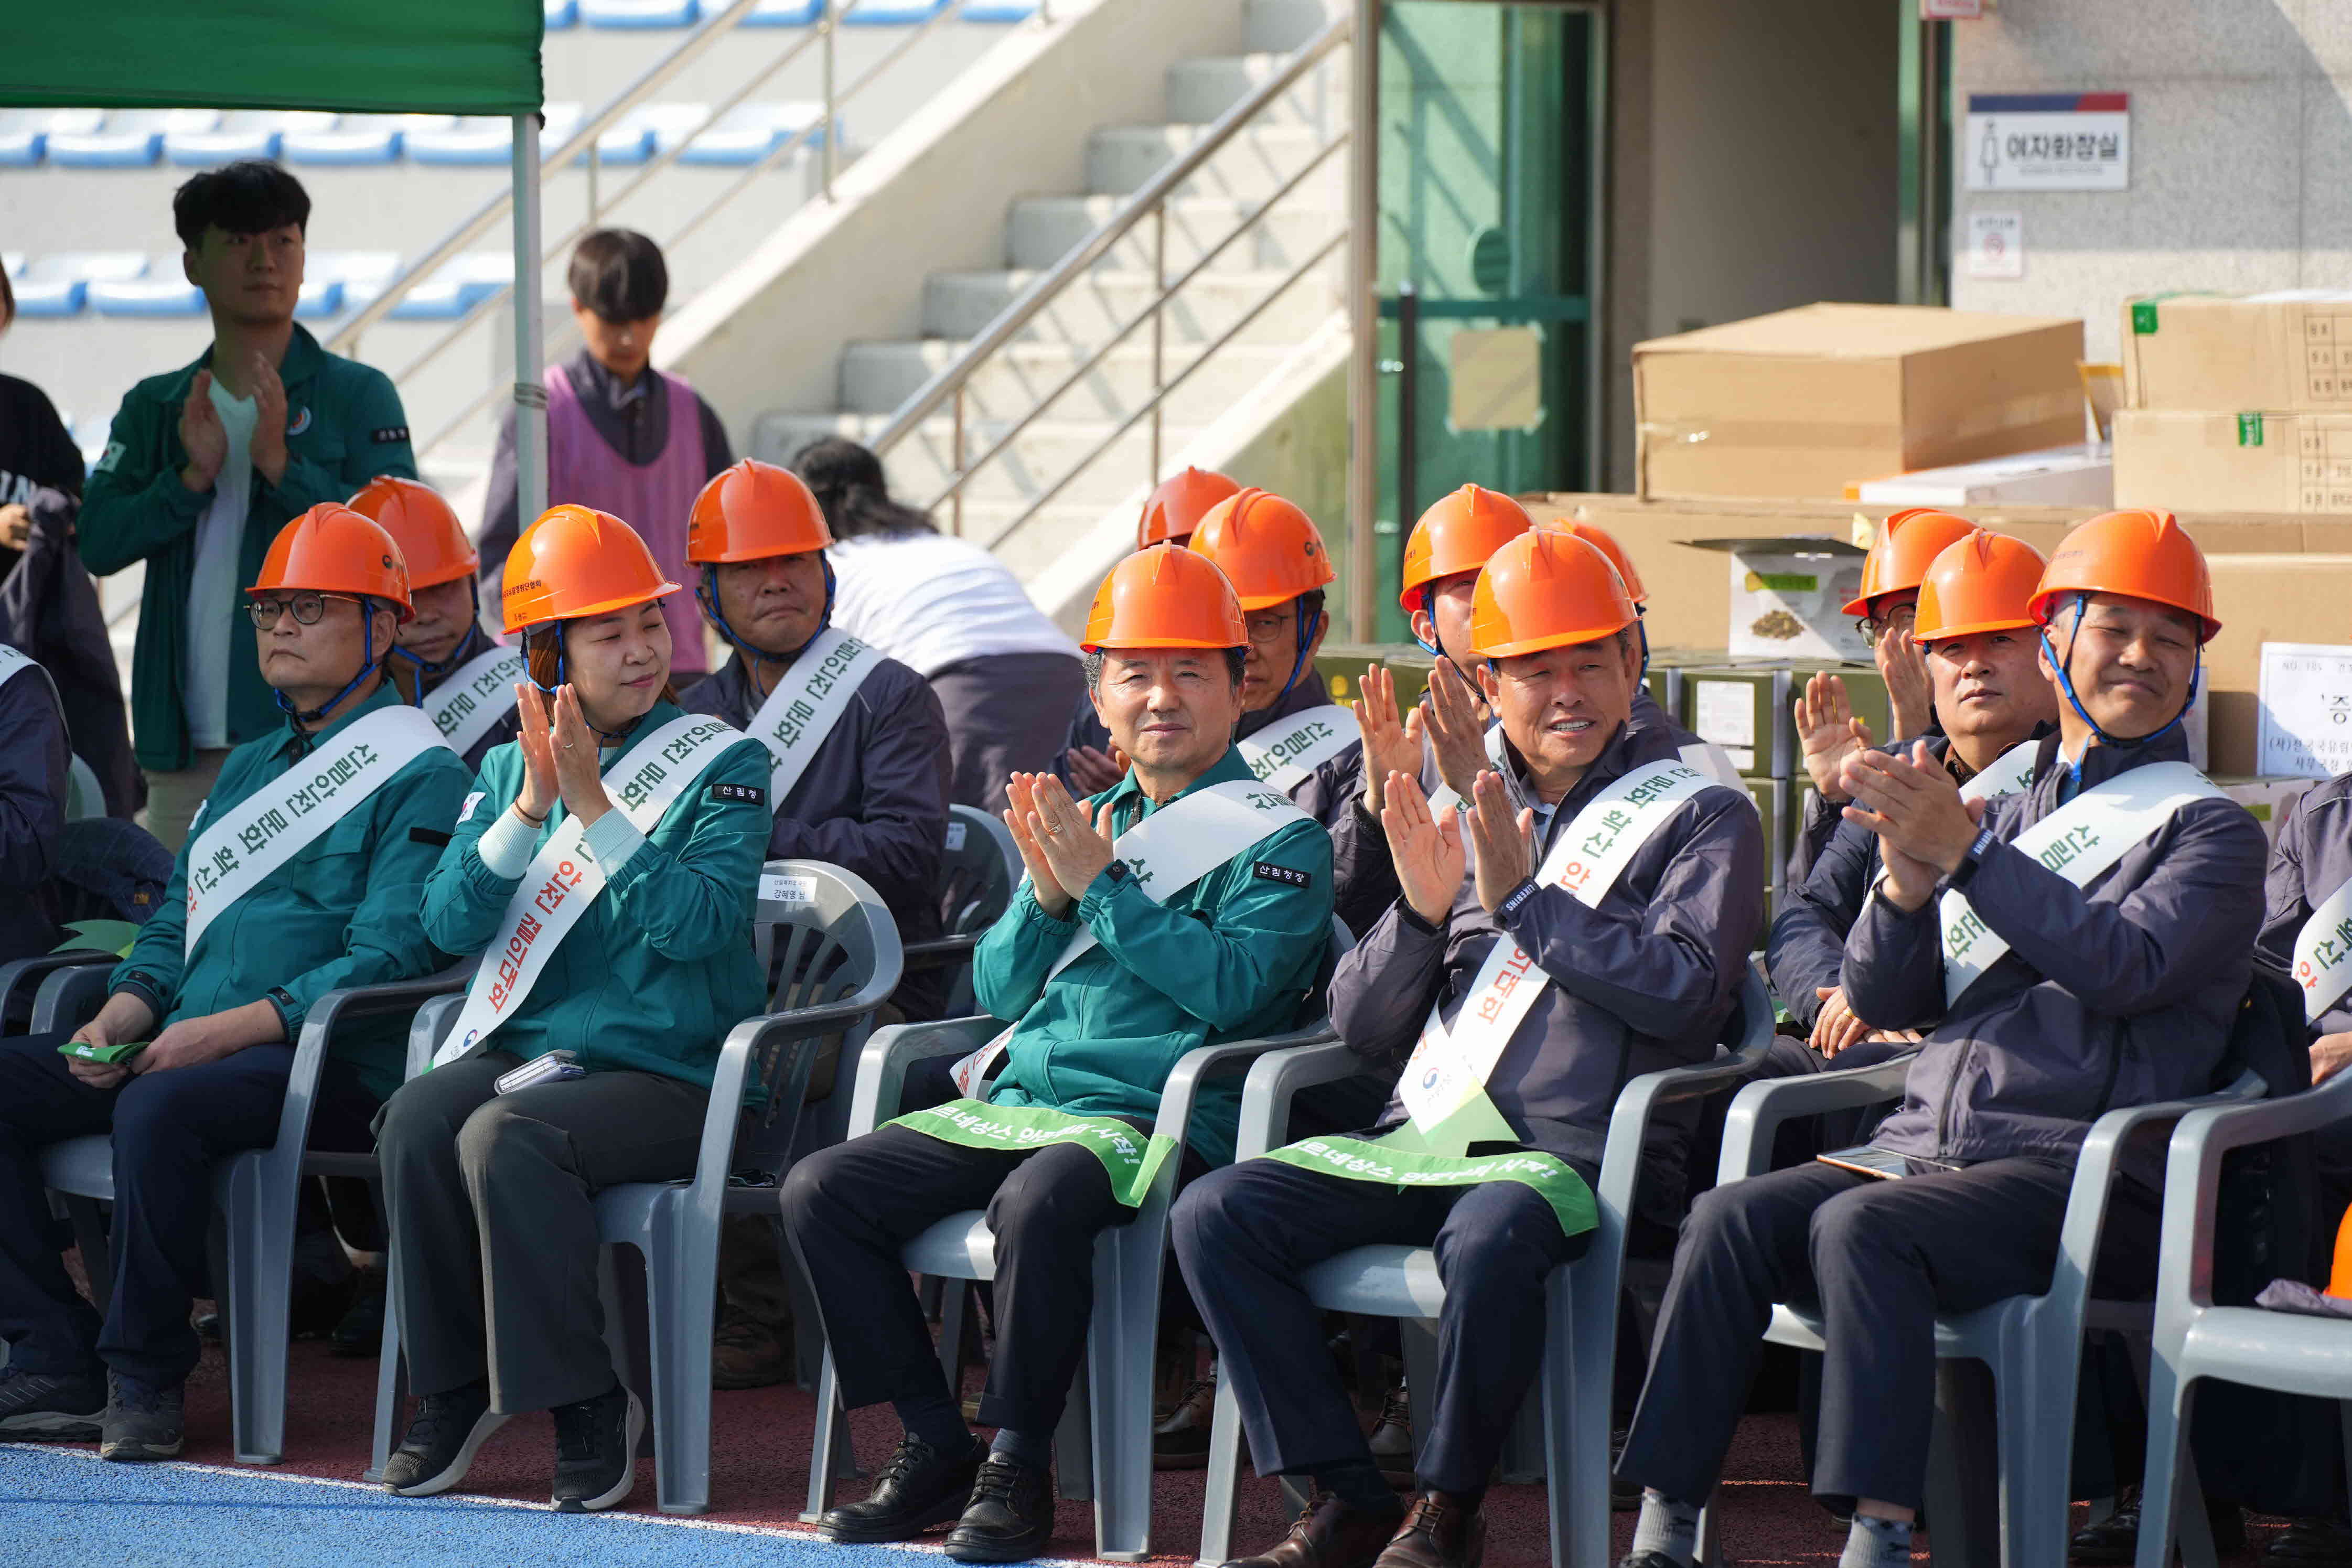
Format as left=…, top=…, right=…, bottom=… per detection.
left=2204, top=554, right=2352, bottom=774
left=1632, top=304, right=2086, bottom=501
left=2121, top=292, right=2352, bottom=413
left=1702, top=539, right=1872, bottom=663
left=2113, top=410, right=2352, bottom=514
left=2213, top=776, right=2319, bottom=848
left=1853, top=443, right=2113, bottom=508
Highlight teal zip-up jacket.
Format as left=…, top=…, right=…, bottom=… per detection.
left=421, top=701, right=771, bottom=1090
left=975, top=745, right=1334, bottom=1166
left=109, top=680, right=471, bottom=1102
left=77, top=326, right=417, bottom=771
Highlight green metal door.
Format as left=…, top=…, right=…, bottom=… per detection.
left=1370, top=1, right=1601, bottom=642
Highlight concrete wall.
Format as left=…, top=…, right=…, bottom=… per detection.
left=1948, top=1, right=2352, bottom=362
left=1602, top=0, right=1902, bottom=489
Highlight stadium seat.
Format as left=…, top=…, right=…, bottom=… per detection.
left=742, top=0, right=823, bottom=23
left=49, top=110, right=220, bottom=168
left=89, top=268, right=206, bottom=318
left=595, top=103, right=711, bottom=165
left=1, top=253, right=22, bottom=285
left=16, top=253, right=137, bottom=315
left=0, top=109, right=103, bottom=167
left=375, top=862, right=902, bottom=1515
left=842, top=0, right=948, bottom=22
left=677, top=101, right=834, bottom=165
left=544, top=0, right=580, bottom=26
left=292, top=280, right=347, bottom=320
left=406, top=116, right=519, bottom=166
left=962, top=0, right=1039, bottom=18
left=581, top=0, right=700, bottom=27
left=281, top=114, right=414, bottom=166
left=164, top=110, right=325, bottom=166
left=305, top=251, right=403, bottom=311
left=386, top=253, right=514, bottom=320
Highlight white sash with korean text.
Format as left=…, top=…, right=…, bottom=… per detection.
left=432, top=713, right=744, bottom=1066
left=1398, top=761, right=1722, bottom=1135
left=1938, top=760, right=2223, bottom=1008
left=1425, top=724, right=1511, bottom=817
left=2293, top=876, right=2352, bottom=1022
left=1237, top=705, right=1361, bottom=795
left=184, top=706, right=449, bottom=956
left=423, top=645, right=525, bottom=759
left=744, top=627, right=881, bottom=803
left=947, top=777, right=1314, bottom=1095
left=1960, top=739, right=2040, bottom=803
left=0, top=643, right=34, bottom=695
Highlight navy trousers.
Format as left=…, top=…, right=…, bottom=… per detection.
left=0, top=1031, right=376, bottom=1387
left=1171, top=1156, right=1594, bottom=1496
left=1614, top=1155, right=2157, bottom=1510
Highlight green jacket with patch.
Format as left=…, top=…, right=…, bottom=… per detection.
left=420, top=701, right=772, bottom=1090
left=109, top=680, right=472, bottom=1102
left=974, top=746, right=1335, bottom=1165
left=78, top=327, right=416, bottom=771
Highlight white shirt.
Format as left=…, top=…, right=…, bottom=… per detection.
left=184, top=378, right=259, bottom=749
left=828, top=532, right=1078, bottom=677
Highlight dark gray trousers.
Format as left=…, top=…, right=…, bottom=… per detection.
left=374, top=1054, right=707, bottom=1414
left=928, top=652, right=1088, bottom=814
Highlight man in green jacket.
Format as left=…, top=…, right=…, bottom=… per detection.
left=782, top=544, right=1334, bottom=1564
left=77, top=162, right=417, bottom=849
left=0, top=505, right=467, bottom=1463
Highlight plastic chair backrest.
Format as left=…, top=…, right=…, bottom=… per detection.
left=939, top=804, right=1018, bottom=936
left=64, top=755, right=103, bottom=821
left=743, top=859, right=905, bottom=1166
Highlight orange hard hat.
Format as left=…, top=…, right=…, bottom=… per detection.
left=687, top=459, right=833, bottom=564
left=1540, top=518, right=1645, bottom=605
left=1186, top=488, right=1336, bottom=611
left=1842, top=508, right=1978, bottom=617
left=1469, top=528, right=1639, bottom=661
left=2331, top=1201, right=2352, bottom=1299
left=1912, top=531, right=2049, bottom=643
left=345, top=477, right=477, bottom=590
left=1400, top=485, right=1532, bottom=614
left=2028, top=509, right=2220, bottom=643
left=250, top=503, right=413, bottom=621
left=500, top=504, right=682, bottom=634
left=1137, top=467, right=1242, bottom=549
left=1080, top=543, right=1248, bottom=653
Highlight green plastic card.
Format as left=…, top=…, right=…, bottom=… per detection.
left=58, top=1039, right=147, bottom=1066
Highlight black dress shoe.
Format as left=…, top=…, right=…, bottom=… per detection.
left=1367, top=1382, right=1413, bottom=1484
left=1372, top=1491, right=1485, bottom=1568
left=1154, top=1365, right=1216, bottom=1470
left=2266, top=1517, right=2352, bottom=1565
left=1228, top=1490, right=1403, bottom=1568
left=820, top=1433, right=985, bottom=1544
left=943, top=1453, right=1054, bottom=1563
left=2070, top=1485, right=2246, bottom=1564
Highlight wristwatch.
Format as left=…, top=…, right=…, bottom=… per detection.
left=1945, top=827, right=1999, bottom=892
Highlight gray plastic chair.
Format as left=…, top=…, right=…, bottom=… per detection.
left=1698, top=1049, right=2266, bottom=1568
left=373, top=859, right=902, bottom=1515
left=36, top=962, right=472, bottom=1463
left=64, top=754, right=105, bottom=821
left=2133, top=1068, right=2352, bottom=1568
left=1193, top=966, right=1777, bottom=1568
left=901, top=804, right=1020, bottom=1019
left=802, top=916, right=1356, bottom=1562
left=0, top=950, right=113, bottom=1031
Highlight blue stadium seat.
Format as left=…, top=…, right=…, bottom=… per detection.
left=961, top=0, right=1039, bottom=19
left=741, top=0, right=822, bottom=23
left=0, top=109, right=103, bottom=167
left=20, top=252, right=146, bottom=319
left=677, top=101, right=833, bottom=165
left=387, top=254, right=514, bottom=320
left=281, top=114, right=412, bottom=166
left=293, top=280, right=347, bottom=320
left=165, top=111, right=329, bottom=167
left=90, top=257, right=205, bottom=317
left=49, top=110, right=221, bottom=169
left=305, top=251, right=403, bottom=311
left=581, top=0, right=699, bottom=27
left=544, top=0, right=580, bottom=26
left=842, top=0, right=948, bottom=24
left=407, top=116, right=518, bottom=166
left=594, top=103, right=708, bottom=165
left=10, top=281, right=84, bottom=318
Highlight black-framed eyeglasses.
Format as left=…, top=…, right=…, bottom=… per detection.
left=1855, top=605, right=1918, bottom=643
left=248, top=591, right=362, bottom=629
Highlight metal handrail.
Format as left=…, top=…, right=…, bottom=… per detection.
left=868, top=8, right=1350, bottom=458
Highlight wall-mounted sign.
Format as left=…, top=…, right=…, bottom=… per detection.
left=1963, top=210, right=2024, bottom=278
left=1921, top=0, right=1985, bottom=17
left=1964, top=92, right=2129, bottom=191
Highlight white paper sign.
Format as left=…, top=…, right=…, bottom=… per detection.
left=2258, top=642, right=2352, bottom=779
left=1964, top=94, right=2130, bottom=192
left=1726, top=551, right=1872, bottom=664
left=760, top=872, right=819, bottom=905
left=1964, top=210, right=2024, bottom=279
left=1692, top=681, right=1758, bottom=774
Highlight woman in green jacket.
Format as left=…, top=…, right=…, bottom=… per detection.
left=374, top=505, right=771, bottom=1513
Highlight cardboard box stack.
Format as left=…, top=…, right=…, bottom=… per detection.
left=2115, top=292, right=2352, bottom=513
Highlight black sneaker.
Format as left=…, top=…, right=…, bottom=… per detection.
left=943, top=1452, right=1054, bottom=1563
left=382, top=1380, right=507, bottom=1497
left=550, top=1382, right=644, bottom=1513
left=820, top=1432, right=986, bottom=1544
left=98, top=1371, right=183, bottom=1461
left=0, top=1364, right=105, bottom=1441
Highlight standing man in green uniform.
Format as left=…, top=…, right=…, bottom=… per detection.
left=0, top=504, right=466, bottom=1460
left=781, top=544, right=1335, bottom=1563
left=77, top=161, right=417, bottom=849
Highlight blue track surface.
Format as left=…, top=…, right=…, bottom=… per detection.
left=0, top=1445, right=952, bottom=1568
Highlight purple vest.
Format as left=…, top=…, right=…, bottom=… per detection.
left=543, top=363, right=710, bottom=675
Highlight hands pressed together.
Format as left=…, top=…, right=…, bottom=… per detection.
left=512, top=681, right=615, bottom=832
left=1838, top=739, right=1985, bottom=914
left=1378, top=766, right=1534, bottom=925
left=1004, top=771, right=1118, bottom=920
left=178, top=351, right=291, bottom=493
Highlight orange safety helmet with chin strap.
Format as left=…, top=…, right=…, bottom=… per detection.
left=1400, top=485, right=1532, bottom=617
left=1137, top=467, right=1242, bottom=549
left=1187, top=487, right=1335, bottom=700
left=500, top=505, right=682, bottom=634
left=1911, top=530, right=2049, bottom=643
left=1539, top=518, right=1645, bottom=605
left=2027, top=509, right=2218, bottom=770
left=1468, top=528, right=1639, bottom=661
left=345, top=477, right=477, bottom=590
left=686, top=459, right=833, bottom=563
left=1842, top=507, right=1978, bottom=618
left=1081, top=543, right=1248, bottom=652
left=249, top=503, right=415, bottom=721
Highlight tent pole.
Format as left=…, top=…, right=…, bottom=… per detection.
left=511, top=113, right=548, bottom=525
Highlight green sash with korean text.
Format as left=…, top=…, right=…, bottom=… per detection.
left=886, top=1099, right=1178, bottom=1208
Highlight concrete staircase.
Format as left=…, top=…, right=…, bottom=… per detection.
left=749, top=0, right=1345, bottom=581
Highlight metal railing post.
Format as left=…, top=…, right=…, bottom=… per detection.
left=512, top=114, right=549, bottom=524
left=821, top=0, right=837, bottom=200
left=1345, top=12, right=1380, bottom=642
left=950, top=386, right=965, bottom=537
left=1148, top=204, right=1166, bottom=488
left=587, top=142, right=601, bottom=228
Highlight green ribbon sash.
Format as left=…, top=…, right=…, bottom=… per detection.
left=1258, top=1124, right=1598, bottom=1239
left=889, top=1097, right=1178, bottom=1209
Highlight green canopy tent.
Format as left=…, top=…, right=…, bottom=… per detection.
left=0, top=0, right=552, bottom=519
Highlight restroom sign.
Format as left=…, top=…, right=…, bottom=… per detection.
left=1964, top=93, right=2129, bottom=191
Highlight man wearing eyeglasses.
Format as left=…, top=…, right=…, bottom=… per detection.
left=0, top=505, right=466, bottom=1463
